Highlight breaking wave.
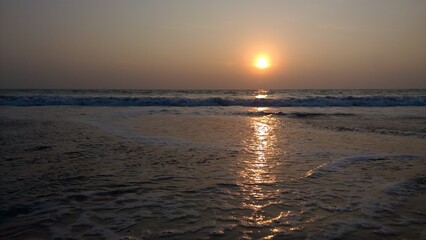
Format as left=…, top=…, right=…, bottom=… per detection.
left=305, top=154, right=420, bottom=177
left=1, top=95, right=425, bottom=107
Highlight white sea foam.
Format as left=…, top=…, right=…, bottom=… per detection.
left=306, top=154, right=419, bottom=176
left=1, top=95, right=425, bottom=107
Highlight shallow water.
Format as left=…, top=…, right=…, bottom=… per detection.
left=1, top=90, right=426, bottom=239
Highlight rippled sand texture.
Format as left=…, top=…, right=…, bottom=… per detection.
left=1, top=107, right=425, bottom=240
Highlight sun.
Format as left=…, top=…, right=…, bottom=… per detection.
left=253, top=55, right=271, bottom=69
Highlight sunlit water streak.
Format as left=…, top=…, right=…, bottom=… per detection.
left=238, top=114, right=288, bottom=234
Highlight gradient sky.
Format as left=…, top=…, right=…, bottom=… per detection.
left=1, top=0, right=425, bottom=89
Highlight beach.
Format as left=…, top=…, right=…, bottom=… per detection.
left=2, top=0, right=426, bottom=238
left=1, top=90, right=425, bottom=239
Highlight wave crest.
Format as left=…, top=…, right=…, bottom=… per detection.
left=0, top=95, right=425, bottom=107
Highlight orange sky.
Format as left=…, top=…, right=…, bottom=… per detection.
left=1, top=0, right=426, bottom=89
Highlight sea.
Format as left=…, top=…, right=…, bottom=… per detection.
left=0, top=89, right=425, bottom=239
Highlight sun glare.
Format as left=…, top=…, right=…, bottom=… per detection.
left=254, top=56, right=271, bottom=69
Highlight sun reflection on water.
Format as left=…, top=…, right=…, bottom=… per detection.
left=250, top=120, right=276, bottom=184
left=255, top=89, right=269, bottom=100
left=255, top=94, right=268, bottom=99
left=256, top=107, right=269, bottom=112
left=238, top=114, right=288, bottom=234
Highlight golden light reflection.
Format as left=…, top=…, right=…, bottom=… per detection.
left=256, top=107, right=269, bottom=112
left=244, top=118, right=277, bottom=185
left=238, top=115, right=288, bottom=233
left=255, top=94, right=268, bottom=99
left=255, top=89, right=269, bottom=99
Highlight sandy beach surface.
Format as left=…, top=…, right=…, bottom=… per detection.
left=1, top=106, right=425, bottom=239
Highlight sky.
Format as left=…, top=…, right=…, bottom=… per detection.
left=1, top=0, right=426, bottom=89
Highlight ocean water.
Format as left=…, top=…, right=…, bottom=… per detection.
left=0, top=89, right=425, bottom=107
left=0, top=89, right=425, bottom=239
